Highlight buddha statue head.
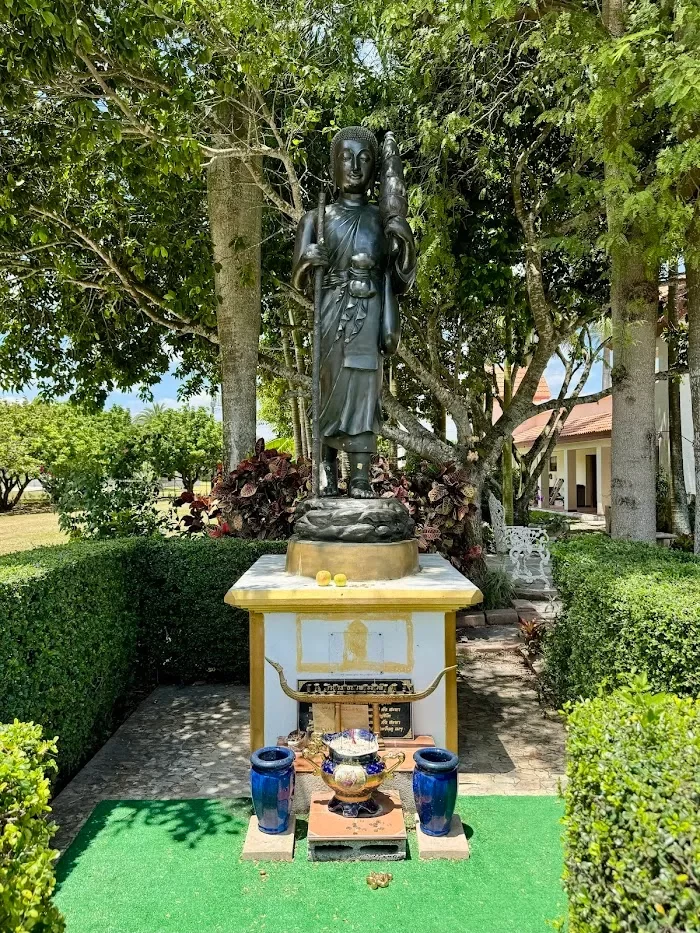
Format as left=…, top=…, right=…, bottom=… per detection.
left=330, top=125, right=378, bottom=196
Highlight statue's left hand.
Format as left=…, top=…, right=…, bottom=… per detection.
left=384, top=216, right=413, bottom=248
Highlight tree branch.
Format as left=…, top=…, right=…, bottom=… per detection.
left=397, top=343, right=472, bottom=441
left=511, top=128, right=554, bottom=344
left=29, top=207, right=218, bottom=344
left=249, top=84, right=304, bottom=219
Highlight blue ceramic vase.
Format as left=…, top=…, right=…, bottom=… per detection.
left=250, top=746, right=295, bottom=834
left=413, top=747, right=459, bottom=836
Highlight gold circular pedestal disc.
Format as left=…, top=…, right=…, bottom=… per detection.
left=285, top=537, right=420, bottom=581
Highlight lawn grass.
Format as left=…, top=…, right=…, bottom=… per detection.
left=55, top=797, right=565, bottom=933
left=0, top=508, right=67, bottom=555
left=0, top=485, right=211, bottom=556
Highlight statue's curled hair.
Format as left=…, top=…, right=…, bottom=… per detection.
left=330, top=126, right=379, bottom=168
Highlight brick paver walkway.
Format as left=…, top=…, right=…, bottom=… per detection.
left=51, top=653, right=566, bottom=852
left=457, top=651, right=566, bottom=796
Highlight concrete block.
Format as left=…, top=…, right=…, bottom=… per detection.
left=457, top=610, right=486, bottom=628
left=414, top=814, right=470, bottom=860
left=241, top=815, right=295, bottom=862
left=308, top=790, right=407, bottom=862
left=485, top=608, right=519, bottom=626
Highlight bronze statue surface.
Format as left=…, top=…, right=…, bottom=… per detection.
left=292, top=126, right=416, bottom=499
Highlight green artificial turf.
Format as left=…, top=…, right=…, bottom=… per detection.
left=55, top=797, right=565, bottom=933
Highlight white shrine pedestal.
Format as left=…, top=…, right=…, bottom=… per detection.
left=225, top=553, right=482, bottom=753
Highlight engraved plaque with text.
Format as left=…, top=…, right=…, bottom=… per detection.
left=296, top=678, right=413, bottom=739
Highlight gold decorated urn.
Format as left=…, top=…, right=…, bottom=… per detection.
left=303, top=728, right=404, bottom=817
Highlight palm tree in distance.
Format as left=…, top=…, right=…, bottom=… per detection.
left=134, top=402, right=170, bottom=425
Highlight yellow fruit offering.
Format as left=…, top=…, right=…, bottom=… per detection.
left=334, top=573, right=347, bottom=587
left=316, top=570, right=332, bottom=586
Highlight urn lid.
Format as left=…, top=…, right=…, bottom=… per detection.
left=322, top=728, right=379, bottom=757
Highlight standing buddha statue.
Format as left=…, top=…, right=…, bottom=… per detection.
left=291, top=126, right=416, bottom=498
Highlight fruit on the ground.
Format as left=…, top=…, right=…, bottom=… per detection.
left=367, top=871, right=393, bottom=889
left=316, top=570, right=332, bottom=586
left=334, top=573, right=347, bottom=587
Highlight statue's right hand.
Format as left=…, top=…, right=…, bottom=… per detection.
left=302, top=243, right=330, bottom=269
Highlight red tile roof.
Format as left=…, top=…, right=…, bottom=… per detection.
left=493, top=369, right=551, bottom=402
left=492, top=369, right=550, bottom=420
left=513, top=395, right=612, bottom=448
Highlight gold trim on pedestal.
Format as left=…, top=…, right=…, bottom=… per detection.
left=249, top=611, right=265, bottom=753
left=285, top=538, right=419, bottom=581
left=444, top=610, right=458, bottom=754
left=226, top=553, right=483, bottom=612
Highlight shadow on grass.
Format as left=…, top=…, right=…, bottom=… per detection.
left=56, top=798, right=251, bottom=886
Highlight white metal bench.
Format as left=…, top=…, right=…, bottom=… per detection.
left=488, top=492, right=551, bottom=587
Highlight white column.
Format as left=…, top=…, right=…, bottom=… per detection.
left=538, top=469, right=545, bottom=509
left=596, top=445, right=604, bottom=515
left=566, top=449, right=578, bottom=512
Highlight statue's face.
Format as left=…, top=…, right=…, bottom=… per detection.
left=334, top=138, right=375, bottom=194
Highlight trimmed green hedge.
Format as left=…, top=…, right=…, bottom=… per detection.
left=0, top=538, right=285, bottom=782
left=135, top=537, right=286, bottom=682
left=546, top=535, right=700, bottom=703
left=565, top=681, right=700, bottom=932
left=0, top=541, right=143, bottom=781
left=0, top=721, right=65, bottom=933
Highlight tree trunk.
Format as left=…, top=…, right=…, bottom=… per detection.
left=667, top=265, right=691, bottom=534
left=0, top=483, right=12, bottom=511
left=433, top=403, right=447, bottom=441
left=0, top=473, right=29, bottom=511
left=514, top=447, right=549, bottom=526
left=502, top=363, right=514, bottom=524
left=302, top=404, right=312, bottom=459
left=687, top=215, right=700, bottom=553
left=513, top=470, right=535, bottom=526
left=464, top=472, right=487, bottom=591
left=208, top=100, right=262, bottom=471
left=602, top=0, right=658, bottom=542
left=609, top=247, right=658, bottom=541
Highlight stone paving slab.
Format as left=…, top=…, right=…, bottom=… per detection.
left=51, top=656, right=566, bottom=852
left=51, top=685, right=251, bottom=852
left=457, top=650, right=566, bottom=798
left=458, top=625, right=522, bottom=652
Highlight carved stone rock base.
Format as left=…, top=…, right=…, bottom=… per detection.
left=293, top=496, right=415, bottom=543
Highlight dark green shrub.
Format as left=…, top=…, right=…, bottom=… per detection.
left=672, top=532, right=695, bottom=553
left=54, top=469, right=164, bottom=539
left=545, top=535, right=700, bottom=702
left=0, top=721, right=65, bottom=933
left=135, top=537, right=286, bottom=682
left=0, top=537, right=285, bottom=782
left=0, top=541, right=143, bottom=780
left=479, top=566, right=515, bottom=610
left=565, top=680, right=700, bottom=932
left=529, top=509, right=572, bottom=537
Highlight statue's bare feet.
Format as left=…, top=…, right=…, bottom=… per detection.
left=348, top=482, right=375, bottom=499
left=320, top=460, right=338, bottom=498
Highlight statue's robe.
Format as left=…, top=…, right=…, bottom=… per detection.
left=292, top=199, right=413, bottom=453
